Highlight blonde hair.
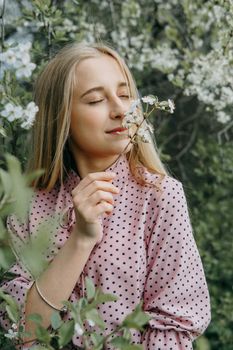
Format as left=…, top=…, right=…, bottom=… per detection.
left=28, top=42, right=168, bottom=190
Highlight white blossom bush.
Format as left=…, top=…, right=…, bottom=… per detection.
left=1, top=102, right=38, bottom=129
left=0, top=42, right=36, bottom=79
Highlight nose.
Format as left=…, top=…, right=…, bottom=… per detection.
left=109, top=97, right=127, bottom=119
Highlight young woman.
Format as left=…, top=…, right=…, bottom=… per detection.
left=0, top=42, right=211, bottom=349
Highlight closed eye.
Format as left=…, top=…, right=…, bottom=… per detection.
left=88, top=99, right=104, bottom=105
left=119, top=95, right=130, bottom=98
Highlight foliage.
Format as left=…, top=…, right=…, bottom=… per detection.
left=0, top=0, right=232, bottom=349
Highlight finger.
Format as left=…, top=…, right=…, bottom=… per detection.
left=95, top=201, right=114, bottom=217
left=72, top=172, right=116, bottom=196
left=74, top=191, right=114, bottom=219
left=77, top=180, right=119, bottom=201
left=88, top=190, right=114, bottom=206
left=77, top=201, right=114, bottom=224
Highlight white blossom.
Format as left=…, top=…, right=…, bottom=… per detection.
left=63, top=18, right=78, bottom=32
left=4, top=324, right=18, bottom=339
left=87, top=319, right=95, bottom=327
left=123, top=95, right=174, bottom=143
left=123, top=99, right=142, bottom=129
left=20, top=102, right=39, bottom=129
left=1, top=103, right=24, bottom=122
left=184, top=50, right=233, bottom=120
left=141, top=95, right=157, bottom=105
left=136, top=123, right=152, bottom=143
left=11, top=323, right=18, bottom=330
left=168, top=99, right=175, bottom=113
left=1, top=101, right=38, bottom=129
left=16, top=62, right=36, bottom=79
left=75, top=322, right=84, bottom=336
left=150, top=43, right=179, bottom=73
left=0, top=41, right=36, bottom=79
left=216, top=111, right=231, bottom=124
left=128, top=99, right=140, bottom=114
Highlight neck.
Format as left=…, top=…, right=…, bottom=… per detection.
left=73, top=153, right=121, bottom=179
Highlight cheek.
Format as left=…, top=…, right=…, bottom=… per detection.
left=70, top=111, right=103, bottom=139
left=71, top=105, right=106, bottom=130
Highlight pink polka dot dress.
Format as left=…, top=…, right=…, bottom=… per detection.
left=0, top=155, right=211, bottom=349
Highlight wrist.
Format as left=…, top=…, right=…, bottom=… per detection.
left=70, top=226, right=96, bottom=251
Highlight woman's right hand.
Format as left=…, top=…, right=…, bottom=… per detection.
left=71, top=171, right=119, bottom=246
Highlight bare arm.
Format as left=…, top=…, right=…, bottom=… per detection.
left=24, top=171, right=119, bottom=340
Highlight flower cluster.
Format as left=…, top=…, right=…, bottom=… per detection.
left=0, top=42, right=36, bottom=79
left=184, top=50, right=233, bottom=124
left=4, top=323, right=18, bottom=340
left=1, top=101, right=39, bottom=129
left=123, top=95, right=175, bottom=143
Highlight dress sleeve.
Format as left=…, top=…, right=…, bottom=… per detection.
left=142, top=177, right=211, bottom=350
left=0, top=215, right=34, bottom=331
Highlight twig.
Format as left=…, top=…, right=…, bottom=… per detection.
left=109, top=0, right=117, bottom=29
left=160, top=130, right=187, bottom=150
left=0, top=0, right=5, bottom=51
left=177, top=158, right=188, bottom=183
left=174, top=119, right=199, bottom=160
left=217, top=120, right=233, bottom=145
left=47, top=20, right=52, bottom=59
left=175, top=102, right=205, bottom=129
left=103, top=325, right=124, bottom=347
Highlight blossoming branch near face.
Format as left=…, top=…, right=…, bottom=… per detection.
left=122, top=95, right=175, bottom=144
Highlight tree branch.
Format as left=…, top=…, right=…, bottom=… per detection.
left=217, top=120, right=233, bottom=145
left=174, top=119, right=199, bottom=160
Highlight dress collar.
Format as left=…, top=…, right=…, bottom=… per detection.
left=65, top=154, right=131, bottom=191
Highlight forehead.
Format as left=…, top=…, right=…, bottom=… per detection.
left=75, top=54, right=127, bottom=91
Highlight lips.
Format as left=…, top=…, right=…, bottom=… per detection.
left=106, top=127, right=128, bottom=133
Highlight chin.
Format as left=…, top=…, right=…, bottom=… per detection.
left=111, top=142, right=132, bottom=156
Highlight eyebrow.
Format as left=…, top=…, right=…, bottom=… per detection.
left=80, top=82, right=128, bottom=98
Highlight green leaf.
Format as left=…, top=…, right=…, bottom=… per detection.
left=122, top=303, right=151, bottom=330
left=94, top=292, right=118, bottom=304
left=85, top=308, right=105, bottom=329
left=195, top=335, right=211, bottom=350
left=111, top=336, right=131, bottom=347
left=93, top=288, right=118, bottom=305
left=5, top=154, right=34, bottom=221
left=51, top=311, right=63, bottom=330
left=85, top=276, right=95, bottom=300
left=0, top=289, right=20, bottom=313
left=19, top=215, right=59, bottom=278
left=58, top=320, right=74, bottom=348
left=5, top=304, right=19, bottom=323
left=27, top=313, right=43, bottom=324
left=0, top=126, right=7, bottom=137
left=0, top=218, right=7, bottom=239
left=121, top=345, right=142, bottom=350
left=123, top=328, right=131, bottom=341
left=25, top=169, right=44, bottom=186
left=90, top=333, right=104, bottom=346
left=0, top=246, right=15, bottom=270
left=35, top=325, right=51, bottom=344
left=0, top=169, right=12, bottom=196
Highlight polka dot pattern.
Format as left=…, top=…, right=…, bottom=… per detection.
left=0, top=155, right=211, bottom=349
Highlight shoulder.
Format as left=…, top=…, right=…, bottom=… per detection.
left=159, top=174, right=184, bottom=196
left=140, top=168, right=185, bottom=201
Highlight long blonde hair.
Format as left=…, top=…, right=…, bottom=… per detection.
left=28, top=42, right=168, bottom=190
